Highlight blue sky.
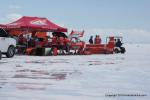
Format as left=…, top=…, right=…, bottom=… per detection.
left=0, top=0, right=150, bottom=43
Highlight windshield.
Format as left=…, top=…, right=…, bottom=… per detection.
left=0, top=28, right=8, bottom=37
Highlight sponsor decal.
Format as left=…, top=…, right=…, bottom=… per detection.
left=30, top=19, right=47, bottom=25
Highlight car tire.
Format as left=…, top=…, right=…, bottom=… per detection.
left=6, top=45, right=15, bottom=58
left=120, top=47, right=126, bottom=54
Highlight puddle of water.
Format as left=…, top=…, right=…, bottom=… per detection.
left=88, top=60, right=103, bottom=66
left=13, top=74, right=51, bottom=79
left=88, top=60, right=118, bottom=66
left=0, top=82, right=8, bottom=89
left=105, top=62, right=115, bottom=65
left=13, top=69, right=68, bottom=80
left=16, top=64, right=23, bottom=67
left=48, top=61, right=70, bottom=64
left=88, top=61, right=102, bottom=63
left=11, top=82, right=52, bottom=91
left=54, top=59, right=69, bottom=61
left=15, top=84, right=46, bottom=91
left=51, top=73, right=66, bottom=80
left=0, top=78, right=7, bottom=80
left=25, top=60, right=70, bottom=64
left=0, top=62, right=7, bottom=64
left=16, top=69, right=50, bottom=75
left=1, top=68, right=82, bottom=91
left=13, top=69, right=82, bottom=80
left=25, top=61, right=45, bottom=64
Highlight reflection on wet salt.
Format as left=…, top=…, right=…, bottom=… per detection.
left=25, top=61, right=45, bottom=64
left=88, top=61, right=102, bottom=66
left=16, top=69, right=49, bottom=75
left=0, top=82, right=6, bottom=89
left=0, top=82, right=52, bottom=91
left=16, top=64, right=23, bottom=67
left=105, top=62, right=115, bottom=65
left=53, top=59, right=69, bottom=62
left=11, top=70, right=82, bottom=91
left=13, top=69, right=82, bottom=80
left=25, top=60, right=70, bottom=64
left=106, top=57, right=125, bottom=60
left=116, top=57, right=125, bottom=60
left=52, top=59, right=70, bottom=64
left=15, top=84, right=46, bottom=91
left=0, top=61, right=82, bottom=91
left=0, top=62, right=7, bottom=64
left=48, top=61, right=70, bottom=64
left=51, top=73, right=66, bottom=80
left=87, top=59, right=123, bottom=66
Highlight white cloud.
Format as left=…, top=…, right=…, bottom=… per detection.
left=6, top=13, right=22, bottom=22
left=0, top=13, right=22, bottom=24
left=9, top=5, right=22, bottom=9
left=0, top=3, right=22, bottom=24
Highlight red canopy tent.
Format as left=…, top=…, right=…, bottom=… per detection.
left=0, top=24, right=7, bottom=28
left=2, top=16, right=67, bottom=33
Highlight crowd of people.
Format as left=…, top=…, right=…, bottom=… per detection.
left=16, top=32, right=70, bottom=55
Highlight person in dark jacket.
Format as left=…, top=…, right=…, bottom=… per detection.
left=115, top=39, right=122, bottom=47
left=89, top=36, right=93, bottom=44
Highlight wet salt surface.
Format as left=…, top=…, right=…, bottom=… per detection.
left=0, top=44, right=150, bottom=100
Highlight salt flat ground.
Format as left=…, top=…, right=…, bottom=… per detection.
left=0, top=44, right=150, bottom=100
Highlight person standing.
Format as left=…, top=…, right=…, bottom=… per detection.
left=94, top=35, right=101, bottom=44
left=115, top=39, right=122, bottom=47
left=59, top=36, right=65, bottom=54
left=89, top=36, right=93, bottom=44
left=26, top=34, right=31, bottom=47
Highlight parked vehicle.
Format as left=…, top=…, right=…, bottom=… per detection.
left=0, top=28, right=16, bottom=58
left=69, top=30, right=85, bottom=54
left=113, top=37, right=126, bottom=54
left=84, top=36, right=126, bottom=54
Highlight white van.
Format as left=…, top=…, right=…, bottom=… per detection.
left=0, top=28, right=16, bottom=58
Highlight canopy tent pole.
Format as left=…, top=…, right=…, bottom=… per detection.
left=26, top=26, right=30, bottom=48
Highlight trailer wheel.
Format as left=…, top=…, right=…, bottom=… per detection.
left=114, top=48, right=120, bottom=53
left=0, top=50, right=2, bottom=60
left=6, top=45, right=15, bottom=58
left=120, top=47, right=126, bottom=54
